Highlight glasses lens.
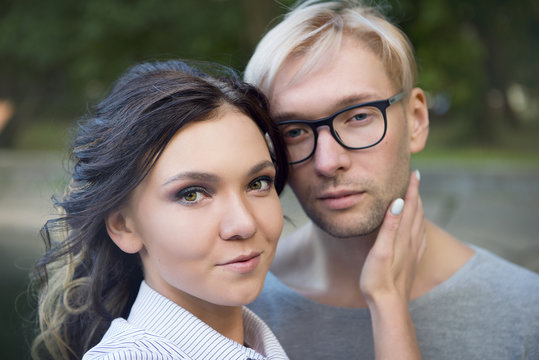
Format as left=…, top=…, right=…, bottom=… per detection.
left=278, top=123, right=315, bottom=163
left=333, top=105, right=385, bottom=148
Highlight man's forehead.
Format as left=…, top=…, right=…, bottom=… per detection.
left=269, top=40, right=395, bottom=121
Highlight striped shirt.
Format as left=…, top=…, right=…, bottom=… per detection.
left=83, top=281, right=289, bottom=360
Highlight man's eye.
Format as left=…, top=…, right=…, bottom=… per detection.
left=351, top=113, right=368, bottom=121
left=285, top=128, right=305, bottom=138
left=343, top=107, right=380, bottom=125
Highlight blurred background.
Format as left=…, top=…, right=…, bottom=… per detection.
left=1, top=0, right=538, bottom=358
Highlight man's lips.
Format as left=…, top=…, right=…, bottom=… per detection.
left=217, top=252, right=262, bottom=274
left=317, top=190, right=365, bottom=210
left=318, top=189, right=363, bottom=199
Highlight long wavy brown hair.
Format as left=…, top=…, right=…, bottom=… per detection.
left=30, top=59, right=288, bottom=360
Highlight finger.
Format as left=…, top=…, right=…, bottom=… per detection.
left=371, top=197, right=405, bottom=260
left=411, top=193, right=425, bottom=245
left=408, top=172, right=426, bottom=263
left=418, top=232, right=427, bottom=265
left=394, top=170, right=420, bottom=250
left=402, top=170, right=420, bottom=218
left=411, top=193, right=424, bottom=236
left=415, top=195, right=427, bottom=264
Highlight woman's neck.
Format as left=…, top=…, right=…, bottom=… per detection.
left=145, top=278, right=246, bottom=344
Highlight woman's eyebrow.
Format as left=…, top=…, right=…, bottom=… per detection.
left=162, top=172, right=220, bottom=187
left=162, top=160, right=274, bottom=187
left=248, top=160, right=275, bottom=177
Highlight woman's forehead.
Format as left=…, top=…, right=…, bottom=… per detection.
left=151, top=111, right=272, bottom=180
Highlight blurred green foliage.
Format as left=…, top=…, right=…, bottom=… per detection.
left=0, top=0, right=537, bottom=150
left=398, top=0, right=539, bottom=145
left=0, top=0, right=291, bottom=147
left=1, top=1, right=538, bottom=358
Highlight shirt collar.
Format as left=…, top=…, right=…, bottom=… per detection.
left=128, top=281, right=287, bottom=360
left=242, top=307, right=288, bottom=359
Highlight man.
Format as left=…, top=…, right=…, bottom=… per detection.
left=244, top=1, right=539, bottom=359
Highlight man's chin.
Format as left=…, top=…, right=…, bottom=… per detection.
left=308, top=211, right=384, bottom=239
left=320, top=224, right=381, bottom=239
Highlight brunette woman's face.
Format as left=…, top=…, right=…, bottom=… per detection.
left=110, top=106, right=283, bottom=314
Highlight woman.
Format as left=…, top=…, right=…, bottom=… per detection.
left=31, top=60, right=424, bottom=359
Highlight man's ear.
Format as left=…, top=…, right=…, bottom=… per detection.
left=105, top=209, right=144, bottom=254
left=406, top=87, right=429, bottom=154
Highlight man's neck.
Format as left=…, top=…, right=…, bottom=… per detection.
left=271, top=220, right=474, bottom=308
left=271, top=222, right=378, bottom=307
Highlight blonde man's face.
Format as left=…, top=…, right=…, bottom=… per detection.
left=270, top=36, right=413, bottom=237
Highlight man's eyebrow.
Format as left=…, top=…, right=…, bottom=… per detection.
left=162, top=172, right=220, bottom=187
left=333, top=93, right=377, bottom=109
left=273, top=93, right=377, bottom=122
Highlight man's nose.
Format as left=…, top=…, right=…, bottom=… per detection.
left=312, top=127, right=352, bottom=177
left=219, top=195, right=257, bottom=241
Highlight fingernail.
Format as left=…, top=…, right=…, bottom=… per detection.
left=391, top=198, right=404, bottom=215
left=415, top=169, right=421, bottom=182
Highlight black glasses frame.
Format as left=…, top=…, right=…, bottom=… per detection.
left=278, top=92, right=406, bottom=164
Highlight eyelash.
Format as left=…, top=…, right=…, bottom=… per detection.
left=174, top=176, right=275, bottom=205
left=248, top=175, right=274, bottom=193
left=175, top=186, right=210, bottom=205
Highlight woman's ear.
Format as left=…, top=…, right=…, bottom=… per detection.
left=406, top=87, right=430, bottom=154
left=105, top=209, right=144, bottom=254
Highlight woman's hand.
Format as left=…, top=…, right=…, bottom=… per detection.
left=360, top=170, right=425, bottom=360
left=360, top=169, right=425, bottom=301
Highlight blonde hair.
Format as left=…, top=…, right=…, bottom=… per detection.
left=244, top=0, right=417, bottom=97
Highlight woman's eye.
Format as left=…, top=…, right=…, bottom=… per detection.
left=183, top=191, right=201, bottom=202
left=176, top=187, right=208, bottom=204
left=248, top=177, right=273, bottom=192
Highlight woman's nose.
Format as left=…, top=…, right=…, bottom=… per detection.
left=219, top=196, right=257, bottom=240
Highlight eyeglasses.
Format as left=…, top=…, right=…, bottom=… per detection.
left=277, top=92, right=405, bottom=165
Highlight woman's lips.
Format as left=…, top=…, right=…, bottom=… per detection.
left=217, top=252, right=262, bottom=274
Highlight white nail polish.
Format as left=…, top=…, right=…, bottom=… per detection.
left=415, top=169, right=421, bottom=181
left=391, top=198, right=404, bottom=215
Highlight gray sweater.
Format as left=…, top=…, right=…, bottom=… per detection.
left=248, top=245, right=539, bottom=359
